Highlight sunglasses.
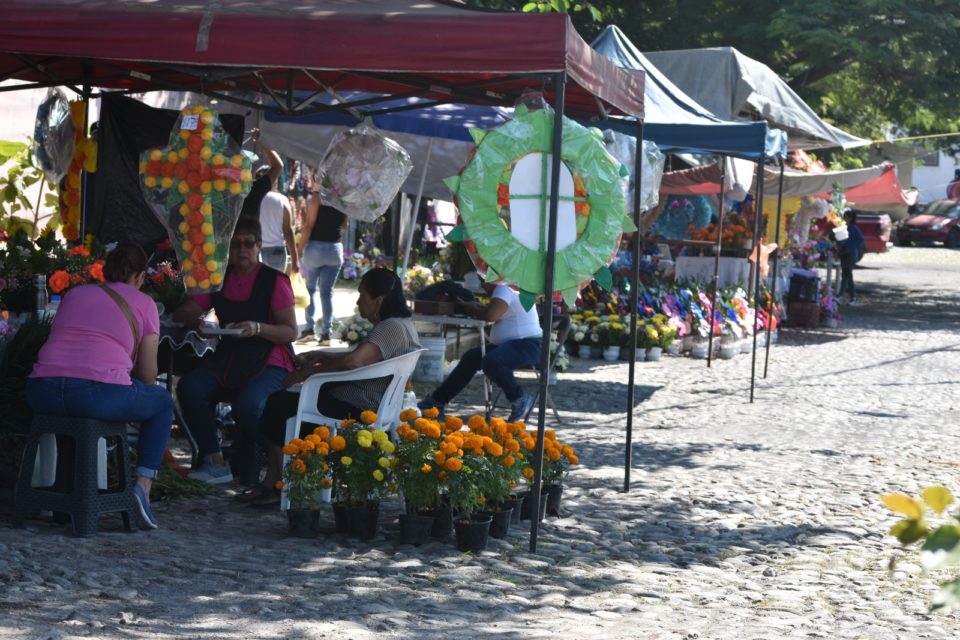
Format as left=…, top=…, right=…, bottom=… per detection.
left=230, top=239, right=259, bottom=249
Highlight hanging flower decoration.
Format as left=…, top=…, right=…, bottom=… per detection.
left=445, top=103, right=632, bottom=309
left=58, top=100, right=98, bottom=242
left=138, top=105, right=252, bottom=294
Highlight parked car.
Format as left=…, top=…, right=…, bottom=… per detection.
left=850, top=210, right=892, bottom=260
left=894, top=199, right=960, bottom=248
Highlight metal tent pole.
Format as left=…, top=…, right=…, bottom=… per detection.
left=707, top=160, right=727, bottom=368
left=764, top=159, right=786, bottom=378
left=623, top=118, right=645, bottom=493
left=529, top=71, right=565, bottom=553
left=749, top=149, right=768, bottom=402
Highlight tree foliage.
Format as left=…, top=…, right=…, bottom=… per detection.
left=465, top=0, right=960, bottom=150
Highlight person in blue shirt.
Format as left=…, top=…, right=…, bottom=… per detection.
left=837, top=210, right=865, bottom=304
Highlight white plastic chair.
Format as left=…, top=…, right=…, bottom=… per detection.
left=280, top=348, right=427, bottom=510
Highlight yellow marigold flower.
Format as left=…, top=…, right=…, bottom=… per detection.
left=372, top=469, right=385, bottom=481
left=372, top=429, right=388, bottom=444
left=359, top=410, right=378, bottom=425
left=379, top=440, right=395, bottom=454
left=378, top=456, right=390, bottom=469
left=422, top=406, right=439, bottom=419
left=340, top=456, right=353, bottom=466
left=330, top=435, right=347, bottom=451
left=444, top=457, right=463, bottom=472
left=313, top=426, right=331, bottom=440
left=356, top=430, right=373, bottom=448
left=274, top=480, right=284, bottom=489
left=421, top=464, right=433, bottom=473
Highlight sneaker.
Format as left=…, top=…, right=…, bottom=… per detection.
left=187, top=462, right=234, bottom=485
left=508, top=391, right=536, bottom=422
left=297, top=327, right=315, bottom=340
left=317, top=333, right=332, bottom=346
left=417, top=395, right=445, bottom=418
left=848, top=298, right=859, bottom=306
left=132, top=484, right=158, bottom=529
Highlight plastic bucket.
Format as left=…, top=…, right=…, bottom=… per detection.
left=413, top=336, right=446, bottom=383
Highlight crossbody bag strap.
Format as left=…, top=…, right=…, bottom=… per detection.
left=99, top=284, right=141, bottom=364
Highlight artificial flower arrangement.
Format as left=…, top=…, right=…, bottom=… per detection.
left=651, top=314, right=678, bottom=350
left=279, top=426, right=333, bottom=510
left=331, top=411, right=395, bottom=509
left=340, top=248, right=388, bottom=281
left=819, top=283, right=842, bottom=324
left=333, top=310, right=374, bottom=346
left=403, top=263, right=443, bottom=300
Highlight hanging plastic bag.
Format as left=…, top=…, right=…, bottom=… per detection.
left=316, top=126, right=413, bottom=221
left=291, top=272, right=310, bottom=308
left=33, top=88, right=76, bottom=183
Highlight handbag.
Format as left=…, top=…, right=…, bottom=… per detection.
left=99, top=284, right=141, bottom=367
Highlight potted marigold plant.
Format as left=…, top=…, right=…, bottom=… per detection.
left=394, top=407, right=446, bottom=545
left=436, top=424, right=494, bottom=552
left=279, top=428, right=332, bottom=538
left=331, top=410, right=395, bottom=540
left=541, top=431, right=579, bottom=517
left=467, top=415, right=523, bottom=538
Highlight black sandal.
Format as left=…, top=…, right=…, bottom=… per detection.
left=235, top=484, right=273, bottom=502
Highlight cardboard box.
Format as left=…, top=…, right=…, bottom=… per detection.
left=787, top=302, right=819, bottom=328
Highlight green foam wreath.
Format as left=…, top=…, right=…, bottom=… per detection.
left=445, top=105, right=633, bottom=309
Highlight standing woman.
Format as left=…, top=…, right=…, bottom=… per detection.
left=26, top=243, right=173, bottom=529
left=298, top=187, right=348, bottom=344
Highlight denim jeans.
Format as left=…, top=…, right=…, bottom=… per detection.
left=177, top=365, right=287, bottom=461
left=301, top=241, right=343, bottom=335
left=260, top=246, right=287, bottom=272
left=838, top=254, right=856, bottom=299
left=432, top=337, right=541, bottom=404
left=25, top=377, right=174, bottom=479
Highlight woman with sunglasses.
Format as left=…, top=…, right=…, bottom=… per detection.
left=174, top=216, right=298, bottom=485
left=239, top=267, right=420, bottom=507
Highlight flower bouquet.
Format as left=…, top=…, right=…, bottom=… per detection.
left=142, top=259, right=185, bottom=315
left=333, top=311, right=374, bottom=346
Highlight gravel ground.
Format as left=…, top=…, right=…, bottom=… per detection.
left=2, top=247, right=960, bottom=639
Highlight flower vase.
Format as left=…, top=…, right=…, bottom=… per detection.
left=824, top=318, right=841, bottom=329
left=741, top=339, right=753, bottom=354
left=645, top=347, right=662, bottom=362
left=665, top=342, right=681, bottom=356
left=602, top=345, right=620, bottom=361
left=690, top=342, right=708, bottom=359
left=398, top=512, right=435, bottom=546
left=518, top=489, right=548, bottom=521
left=681, top=335, right=694, bottom=352
left=454, top=513, right=492, bottom=553
left=287, top=508, right=320, bottom=538
left=319, top=486, right=332, bottom=503
left=331, top=502, right=350, bottom=533
left=577, top=344, right=593, bottom=359
left=422, top=501, right=453, bottom=538
left=545, top=484, right=564, bottom=517
left=619, top=347, right=632, bottom=361
left=719, top=342, right=739, bottom=359
left=484, top=507, right=513, bottom=539
left=346, top=505, right=380, bottom=541
left=590, top=345, right=602, bottom=359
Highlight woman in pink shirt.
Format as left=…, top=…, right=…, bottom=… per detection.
left=27, top=243, right=173, bottom=529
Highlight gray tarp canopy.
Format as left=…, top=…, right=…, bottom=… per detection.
left=644, top=47, right=868, bottom=151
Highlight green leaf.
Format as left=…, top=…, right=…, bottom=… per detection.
left=594, top=266, right=613, bottom=291
left=932, top=578, right=960, bottom=611
left=622, top=215, right=637, bottom=233
left=469, top=128, right=486, bottom=146
left=561, top=287, right=579, bottom=308
left=923, top=485, right=954, bottom=514
left=445, top=224, right=467, bottom=242
left=889, top=519, right=929, bottom=545
left=521, top=2, right=538, bottom=12
left=921, top=525, right=960, bottom=571
left=882, top=492, right=924, bottom=519
left=442, top=175, right=461, bottom=194
left=519, top=289, right=537, bottom=311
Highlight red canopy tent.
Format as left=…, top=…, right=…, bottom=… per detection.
left=0, top=0, right=647, bottom=552
left=0, top=0, right=643, bottom=119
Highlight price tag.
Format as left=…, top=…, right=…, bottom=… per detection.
left=180, top=115, right=200, bottom=131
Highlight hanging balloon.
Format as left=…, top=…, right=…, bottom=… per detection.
left=138, top=105, right=252, bottom=294
left=33, top=88, right=76, bottom=184
left=445, top=103, right=632, bottom=309
left=316, top=126, right=413, bottom=222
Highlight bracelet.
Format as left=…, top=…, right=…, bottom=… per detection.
left=255, top=322, right=261, bottom=336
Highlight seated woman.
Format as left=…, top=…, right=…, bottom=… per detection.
left=174, top=216, right=298, bottom=485
left=26, top=243, right=173, bottom=529
left=242, top=267, right=420, bottom=506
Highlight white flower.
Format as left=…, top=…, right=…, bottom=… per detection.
left=590, top=333, right=599, bottom=343
left=574, top=331, right=585, bottom=342
left=346, top=330, right=359, bottom=342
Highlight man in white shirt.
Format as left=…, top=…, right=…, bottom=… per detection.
left=419, top=280, right=541, bottom=422
left=258, top=171, right=299, bottom=274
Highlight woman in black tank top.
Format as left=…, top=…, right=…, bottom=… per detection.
left=298, top=195, right=348, bottom=343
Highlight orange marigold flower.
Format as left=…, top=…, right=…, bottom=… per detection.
left=399, top=408, right=418, bottom=423
left=467, top=415, right=486, bottom=431
left=274, top=480, right=284, bottom=489
left=444, top=457, right=462, bottom=472
left=421, top=464, right=433, bottom=473
left=502, top=455, right=515, bottom=468
left=489, top=417, right=506, bottom=430
left=359, top=410, right=377, bottom=425
left=568, top=454, right=579, bottom=465
left=282, top=443, right=299, bottom=456
left=433, top=451, right=447, bottom=466
left=320, top=477, right=333, bottom=488
left=48, top=270, right=70, bottom=294
left=305, top=434, right=322, bottom=445
left=330, top=435, right=347, bottom=451
left=87, top=260, right=105, bottom=282
left=68, top=245, right=90, bottom=256
left=505, top=439, right=521, bottom=454
left=422, top=406, right=439, bottom=419
left=522, top=467, right=534, bottom=479
left=485, top=441, right=503, bottom=457
left=341, top=418, right=356, bottom=428
left=313, top=426, right=331, bottom=440
left=444, top=415, right=463, bottom=431
left=291, top=459, right=307, bottom=474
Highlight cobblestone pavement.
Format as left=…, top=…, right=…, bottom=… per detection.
left=3, top=248, right=960, bottom=639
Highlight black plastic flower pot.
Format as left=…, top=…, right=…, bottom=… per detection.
left=346, top=506, right=379, bottom=541
left=287, top=508, right=320, bottom=538
left=422, top=502, right=453, bottom=538
left=454, top=514, right=492, bottom=553
left=546, top=484, right=563, bottom=517
left=331, top=502, right=350, bottom=533
left=518, top=490, right=548, bottom=521
left=398, top=512, right=435, bottom=546
left=485, top=508, right=513, bottom=539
